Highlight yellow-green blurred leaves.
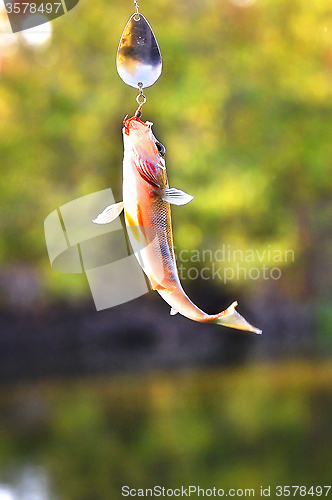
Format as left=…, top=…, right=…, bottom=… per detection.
left=1, top=0, right=331, bottom=298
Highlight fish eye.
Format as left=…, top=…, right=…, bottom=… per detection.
left=155, top=141, right=166, bottom=157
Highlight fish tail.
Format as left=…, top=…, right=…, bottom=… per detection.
left=208, top=301, right=262, bottom=334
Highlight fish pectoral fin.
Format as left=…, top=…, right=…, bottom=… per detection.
left=170, top=307, right=179, bottom=316
left=161, top=187, right=194, bottom=205
left=93, top=201, right=124, bottom=224
left=137, top=158, right=161, bottom=188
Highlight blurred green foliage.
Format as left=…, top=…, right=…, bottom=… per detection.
left=1, top=4, right=332, bottom=495
left=0, top=362, right=331, bottom=498
left=0, top=0, right=332, bottom=307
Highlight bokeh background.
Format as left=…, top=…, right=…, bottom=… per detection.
left=0, top=0, right=332, bottom=498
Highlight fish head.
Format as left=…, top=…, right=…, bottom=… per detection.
left=123, top=116, right=165, bottom=164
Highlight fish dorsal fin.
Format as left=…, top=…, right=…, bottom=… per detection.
left=93, top=201, right=124, bottom=224
left=136, top=158, right=161, bottom=188
left=161, top=188, right=194, bottom=205
left=170, top=307, right=179, bottom=316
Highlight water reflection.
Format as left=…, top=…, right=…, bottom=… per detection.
left=0, top=487, right=15, bottom=500
left=0, top=362, right=331, bottom=498
left=0, top=466, right=50, bottom=500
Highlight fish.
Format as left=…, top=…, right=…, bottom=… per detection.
left=93, top=115, right=262, bottom=334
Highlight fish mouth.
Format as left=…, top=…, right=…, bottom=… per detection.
left=123, top=115, right=152, bottom=136
left=123, top=115, right=159, bottom=160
